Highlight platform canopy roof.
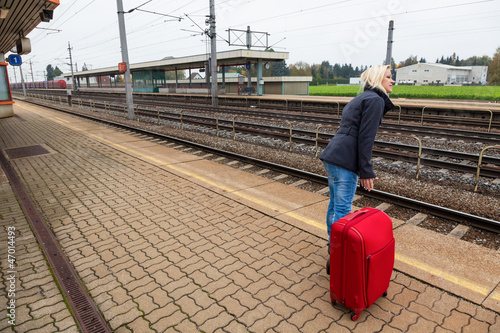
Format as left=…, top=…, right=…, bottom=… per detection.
left=64, top=49, right=289, bottom=78
left=0, top=0, right=59, bottom=54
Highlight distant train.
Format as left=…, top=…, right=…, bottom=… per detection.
left=10, top=79, right=67, bottom=90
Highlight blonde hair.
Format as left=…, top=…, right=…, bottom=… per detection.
left=360, top=65, right=391, bottom=94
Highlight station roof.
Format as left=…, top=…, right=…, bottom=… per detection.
left=65, top=49, right=289, bottom=78
left=0, top=0, right=59, bottom=54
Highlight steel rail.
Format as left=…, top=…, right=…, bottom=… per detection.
left=133, top=107, right=500, bottom=178
left=23, top=90, right=500, bottom=144
left=21, top=99, right=500, bottom=234
left=26, top=97, right=500, bottom=180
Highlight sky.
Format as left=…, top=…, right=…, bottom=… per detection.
left=7, top=0, right=500, bottom=82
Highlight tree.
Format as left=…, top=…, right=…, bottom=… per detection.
left=320, top=61, right=332, bottom=79
left=389, top=57, right=397, bottom=78
left=53, top=67, right=63, bottom=78
left=271, top=60, right=290, bottom=76
left=333, top=63, right=341, bottom=78
left=46, top=64, right=55, bottom=80
left=451, top=52, right=458, bottom=65
left=461, top=55, right=491, bottom=66
left=165, top=70, right=185, bottom=80
left=46, top=64, right=62, bottom=80
left=487, top=47, right=500, bottom=85
left=289, top=61, right=311, bottom=76
left=398, top=55, right=418, bottom=68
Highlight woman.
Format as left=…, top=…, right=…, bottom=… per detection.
left=320, top=65, right=394, bottom=246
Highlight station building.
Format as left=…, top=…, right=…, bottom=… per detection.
left=159, top=73, right=311, bottom=95
left=64, top=49, right=312, bottom=96
left=395, top=63, right=488, bottom=85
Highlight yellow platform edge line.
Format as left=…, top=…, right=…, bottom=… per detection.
left=46, top=113, right=496, bottom=301
left=395, top=253, right=491, bottom=297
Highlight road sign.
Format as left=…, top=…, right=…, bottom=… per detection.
left=7, top=54, right=22, bottom=66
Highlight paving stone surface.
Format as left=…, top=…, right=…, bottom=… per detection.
left=0, top=160, right=78, bottom=332
left=0, top=103, right=498, bottom=332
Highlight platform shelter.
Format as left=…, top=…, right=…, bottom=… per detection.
left=63, top=49, right=311, bottom=96
left=0, top=0, right=60, bottom=118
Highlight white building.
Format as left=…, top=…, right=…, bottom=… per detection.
left=349, top=77, right=361, bottom=85
left=395, top=63, right=488, bottom=85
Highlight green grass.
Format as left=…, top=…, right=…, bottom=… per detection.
left=309, top=85, right=500, bottom=101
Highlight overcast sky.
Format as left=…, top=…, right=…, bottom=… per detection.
left=8, top=0, right=500, bottom=82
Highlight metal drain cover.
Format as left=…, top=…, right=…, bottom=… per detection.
left=5, top=145, right=50, bottom=159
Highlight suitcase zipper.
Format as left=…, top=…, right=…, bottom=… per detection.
left=365, top=239, right=394, bottom=269
left=365, top=238, right=395, bottom=306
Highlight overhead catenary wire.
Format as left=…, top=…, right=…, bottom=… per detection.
left=14, top=0, right=499, bottom=81
left=37, top=0, right=499, bottom=56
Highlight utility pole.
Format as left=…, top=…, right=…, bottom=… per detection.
left=385, top=20, right=394, bottom=67
left=246, top=26, right=252, bottom=93
left=29, top=60, right=35, bottom=87
left=12, top=65, right=17, bottom=83
left=117, top=0, right=135, bottom=120
left=246, top=26, right=251, bottom=50
left=68, top=42, right=76, bottom=91
left=209, top=0, right=218, bottom=107
left=75, top=62, right=79, bottom=89
left=19, top=65, right=26, bottom=97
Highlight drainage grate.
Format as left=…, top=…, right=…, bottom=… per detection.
left=0, top=151, right=111, bottom=333
left=5, top=145, right=50, bottom=159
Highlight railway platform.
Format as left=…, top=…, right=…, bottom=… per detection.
left=1, top=101, right=499, bottom=332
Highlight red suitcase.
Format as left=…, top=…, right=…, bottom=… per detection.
left=328, top=207, right=395, bottom=321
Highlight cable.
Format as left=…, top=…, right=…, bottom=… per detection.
left=127, top=0, right=153, bottom=13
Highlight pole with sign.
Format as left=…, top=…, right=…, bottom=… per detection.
left=116, top=0, right=135, bottom=120
left=8, top=54, right=26, bottom=97
left=7, top=55, right=22, bottom=66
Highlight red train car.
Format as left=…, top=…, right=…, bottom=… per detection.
left=10, top=79, right=66, bottom=89
left=46, top=80, right=67, bottom=89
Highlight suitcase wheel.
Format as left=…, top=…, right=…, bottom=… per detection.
left=331, top=301, right=336, bottom=307
left=383, top=291, right=388, bottom=297
left=326, top=259, right=330, bottom=275
left=351, top=313, right=360, bottom=321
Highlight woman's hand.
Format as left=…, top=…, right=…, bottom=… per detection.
left=360, top=177, right=378, bottom=191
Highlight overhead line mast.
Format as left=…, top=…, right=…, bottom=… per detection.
left=209, top=0, right=218, bottom=107
left=116, top=0, right=135, bottom=120
left=385, top=20, right=394, bottom=67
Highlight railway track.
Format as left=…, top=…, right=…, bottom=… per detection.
left=22, top=90, right=500, bottom=143
left=137, top=107, right=500, bottom=180
left=17, top=96, right=500, bottom=235
left=21, top=89, right=500, bottom=130
left=38, top=96, right=500, bottom=181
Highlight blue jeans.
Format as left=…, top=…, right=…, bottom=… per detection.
left=323, top=161, right=358, bottom=243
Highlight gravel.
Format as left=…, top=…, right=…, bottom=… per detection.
left=38, top=101, right=500, bottom=250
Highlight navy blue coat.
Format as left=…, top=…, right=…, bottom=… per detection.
left=319, top=87, right=394, bottom=179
